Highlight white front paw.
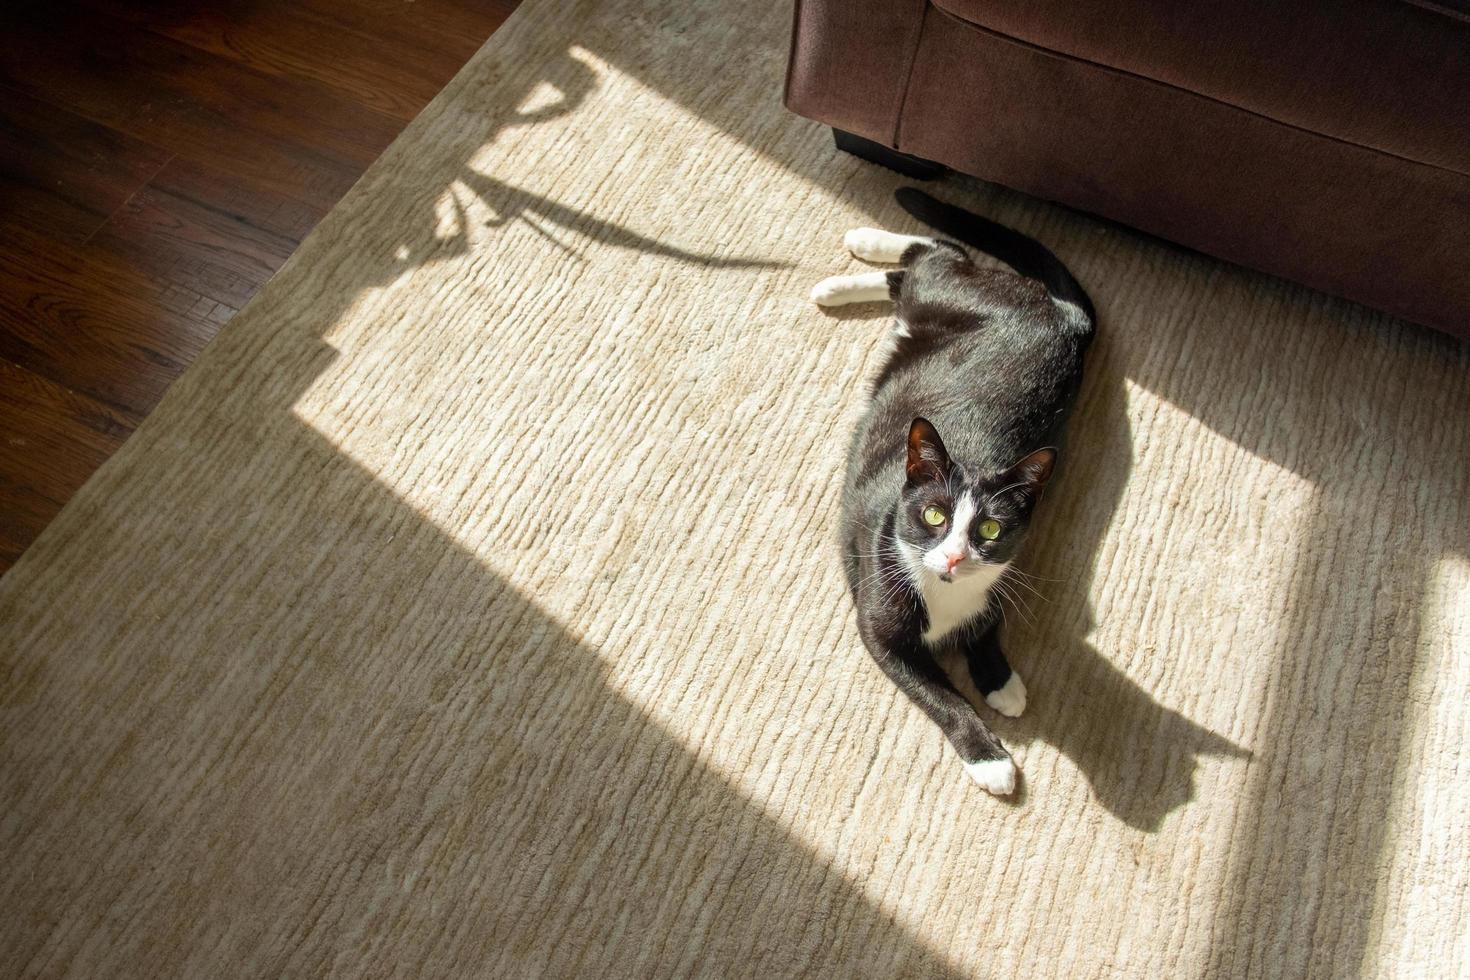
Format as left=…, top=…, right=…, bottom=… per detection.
left=964, top=756, right=1018, bottom=796
left=985, top=672, right=1027, bottom=718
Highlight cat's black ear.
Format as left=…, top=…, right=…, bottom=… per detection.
left=906, top=417, right=951, bottom=484
left=1005, top=447, right=1057, bottom=489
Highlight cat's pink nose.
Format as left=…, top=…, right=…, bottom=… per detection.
left=944, top=553, right=965, bottom=573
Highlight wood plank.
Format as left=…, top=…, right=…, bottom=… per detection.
left=148, top=6, right=456, bottom=121
left=5, top=221, right=239, bottom=334
left=87, top=166, right=310, bottom=311
left=287, top=0, right=518, bottom=72
left=83, top=0, right=514, bottom=75
left=75, top=0, right=513, bottom=120
left=0, top=0, right=520, bottom=576
left=0, top=359, right=135, bottom=573
left=0, top=90, right=172, bottom=245
left=147, top=157, right=327, bottom=245
left=0, top=225, right=216, bottom=418
left=0, top=5, right=398, bottom=211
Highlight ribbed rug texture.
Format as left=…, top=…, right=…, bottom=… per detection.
left=2, top=1, right=1468, bottom=976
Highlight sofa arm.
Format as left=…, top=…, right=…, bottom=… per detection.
left=785, top=0, right=929, bottom=146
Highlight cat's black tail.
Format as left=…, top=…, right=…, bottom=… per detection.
left=894, top=187, right=1095, bottom=333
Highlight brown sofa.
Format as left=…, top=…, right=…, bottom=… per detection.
left=785, top=0, right=1470, bottom=339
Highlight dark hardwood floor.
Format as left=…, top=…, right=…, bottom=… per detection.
left=0, top=0, right=519, bottom=575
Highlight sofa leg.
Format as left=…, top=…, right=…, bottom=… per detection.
left=833, top=129, right=947, bottom=180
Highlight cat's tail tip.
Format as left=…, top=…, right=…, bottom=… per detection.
left=893, top=186, right=938, bottom=217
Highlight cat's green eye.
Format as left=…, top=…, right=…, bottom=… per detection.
left=977, top=519, right=1003, bottom=541
left=922, top=505, right=948, bottom=527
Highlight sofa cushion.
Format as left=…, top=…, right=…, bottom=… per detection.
left=895, top=6, right=1470, bottom=336
left=931, top=0, right=1470, bottom=176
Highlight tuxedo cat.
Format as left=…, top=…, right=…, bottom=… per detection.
left=815, top=189, right=1095, bottom=795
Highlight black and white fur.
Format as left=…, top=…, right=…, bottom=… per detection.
left=823, top=189, right=1095, bottom=796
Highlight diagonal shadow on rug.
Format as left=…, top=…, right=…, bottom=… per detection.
left=2, top=1, right=1467, bottom=977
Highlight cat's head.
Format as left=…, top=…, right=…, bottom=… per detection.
left=896, top=417, right=1055, bottom=583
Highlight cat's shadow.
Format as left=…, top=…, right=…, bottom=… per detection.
left=840, top=302, right=1247, bottom=832
left=965, top=638, right=1249, bottom=831
left=987, top=332, right=1248, bottom=831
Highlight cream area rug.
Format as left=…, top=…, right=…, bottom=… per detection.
left=2, top=0, right=1467, bottom=976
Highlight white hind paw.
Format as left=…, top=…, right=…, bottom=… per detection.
left=844, top=228, right=894, bottom=261
left=985, top=672, right=1027, bottom=718
left=810, top=275, right=849, bottom=306
left=844, top=227, right=933, bottom=263
left=809, top=272, right=891, bottom=307
left=964, top=756, right=1018, bottom=796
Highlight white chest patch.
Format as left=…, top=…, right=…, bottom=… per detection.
left=918, top=561, right=1008, bottom=645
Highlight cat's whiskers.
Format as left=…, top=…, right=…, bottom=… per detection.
left=877, top=561, right=914, bottom=601
left=1006, top=566, right=1061, bottom=585
left=880, top=552, right=921, bottom=605
left=1002, top=571, right=1048, bottom=602
left=853, top=557, right=895, bottom=584
left=853, top=570, right=894, bottom=591
left=991, top=577, right=1036, bottom=629
left=850, top=516, right=922, bottom=604
left=854, top=551, right=915, bottom=603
